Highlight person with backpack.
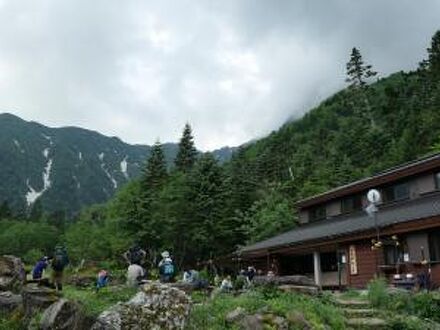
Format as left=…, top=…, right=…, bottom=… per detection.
left=158, top=251, right=175, bottom=283
left=51, top=245, right=69, bottom=291
left=123, top=244, right=146, bottom=266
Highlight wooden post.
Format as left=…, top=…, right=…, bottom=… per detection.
left=313, top=251, right=321, bottom=287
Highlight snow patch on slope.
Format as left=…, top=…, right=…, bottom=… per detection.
left=25, top=149, right=53, bottom=206
left=98, top=152, right=117, bottom=189
left=120, top=157, right=129, bottom=179
left=13, top=139, right=25, bottom=153
left=78, top=152, right=82, bottom=160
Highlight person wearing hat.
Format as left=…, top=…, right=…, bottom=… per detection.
left=32, top=256, right=49, bottom=281
left=158, top=251, right=175, bottom=283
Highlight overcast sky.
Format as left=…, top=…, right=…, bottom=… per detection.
left=0, top=1, right=439, bottom=150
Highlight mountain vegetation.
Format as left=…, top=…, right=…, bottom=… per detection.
left=1, top=30, right=440, bottom=268
left=0, top=115, right=234, bottom=215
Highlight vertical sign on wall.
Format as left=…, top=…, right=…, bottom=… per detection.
left=349, top=245, right=358, bottom=275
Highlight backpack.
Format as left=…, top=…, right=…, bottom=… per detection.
left=162, top=261, right=174, bottom=276
left=128, top=247, right=143, bottom=265
left=52, top=248, right=68, bottom=271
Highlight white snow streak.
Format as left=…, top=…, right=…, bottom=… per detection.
left=41, top=134, right=54, bottom=146
left=13, top=139, right=25, bottom=153
left=98, top=152, right=117, bottom=189
left=120, top=157, right=129, bottom=179
left=73, top=175, right=80, bottom=189
left=78, top=152, right=82, bottom=160
left=98, top=152, right=104, bottom=161
left=25, top=153, right=53, bottom=206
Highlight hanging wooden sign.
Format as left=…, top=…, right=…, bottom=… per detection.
left=349, top=245, right=358, bottom=275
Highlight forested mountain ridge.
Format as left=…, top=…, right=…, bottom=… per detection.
left=1, top=30, right=439, bottom=268
left=0, top=113, right=234, bottom=215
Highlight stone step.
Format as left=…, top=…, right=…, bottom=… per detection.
left=343, top=308, right=375, bottom=318
left=346, top=317, right=387, bottom=328
left=334, top=298, right=370, bottom=309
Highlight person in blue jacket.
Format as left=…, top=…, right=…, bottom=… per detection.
left=32, top=256, right=49, bottom=280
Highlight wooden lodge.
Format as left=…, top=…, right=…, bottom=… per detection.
left=239, top=153, right=440, bottom=289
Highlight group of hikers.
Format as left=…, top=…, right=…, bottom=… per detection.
left=30, top=243, right=260, bottom=293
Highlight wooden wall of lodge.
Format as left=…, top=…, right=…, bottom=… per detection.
left=241, top=215, right=440, bottom=287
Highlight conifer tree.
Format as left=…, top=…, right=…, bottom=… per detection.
left=174, top=123, right=197, bottom=172
left=142, top=140, right=167, bottom=190
left=346, top=47, right=377, bottom=88
left=427, top=30, right=440, bottom=79
left=0, top=200, right=12, bottom=219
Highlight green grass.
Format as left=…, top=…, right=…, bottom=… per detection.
left=186, top=289, right=346, bottom=330
left=62, top=285, right=138, bottom=317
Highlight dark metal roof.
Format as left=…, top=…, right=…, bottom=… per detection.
left=241, top=192, right=440, bottom=254
left=296, top=153, right=440, bottom=209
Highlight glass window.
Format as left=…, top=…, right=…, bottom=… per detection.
left=383, top=238, right=407, bottom=265
left=341, top=195, right=362, bottom=214
left=435, top=173, right=440, bottom=190
left=309, top=205, right=326, bottom=222
left=429, top=229, right=440, bottom=262
left=383, top=182, right=409, bottom=203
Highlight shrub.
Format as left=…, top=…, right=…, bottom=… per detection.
left=367, top=277, right=389, bottom=307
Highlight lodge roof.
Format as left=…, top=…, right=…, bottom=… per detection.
left=240, top=191, right=440, bottom=255
left=296, top=153, right=440, bottom=209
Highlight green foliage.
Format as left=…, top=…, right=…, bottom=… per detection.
left=0, top=219, right=59, bottom=259
left=174, top=123, right=197, bottom=173
left=367, top=277, right=389, bottom=308
left=346, top=47, right=377, bottom=88
left=186, top=290, right=346, bottom=330
left=62, top=285, right=137, bottom=317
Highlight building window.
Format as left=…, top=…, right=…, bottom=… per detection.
left=435, top=172, right=440, bottom=190
left=383, top=182, right=410, bottom=203
left=341, top=195, right=362, bottom=214
left=383, top=238, right=407, bottom=265
left=429, top=229, right=440, bottom=262
left=309, top=205, right=326, bottom=222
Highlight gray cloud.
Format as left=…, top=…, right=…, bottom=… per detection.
left=0, top=0, right=438, bottom=150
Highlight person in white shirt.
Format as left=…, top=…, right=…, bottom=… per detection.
left=127, top=264, right=145, bottom=287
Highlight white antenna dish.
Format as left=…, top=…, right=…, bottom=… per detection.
left=367, top=189, right=381, bottom=204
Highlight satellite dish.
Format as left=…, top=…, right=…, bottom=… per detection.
left=367, top=189, right=381, bottom=204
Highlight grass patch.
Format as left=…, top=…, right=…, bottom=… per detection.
left=62, top=285, right=138, bottom=317
left=186, top=290, right=346, bottom=330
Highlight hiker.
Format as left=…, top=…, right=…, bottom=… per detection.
left=123, top=244, right=147, bottom=266
left=96, top=270, right=109, bottom=292
left=220, top=275, right=233, bottom=292
left=158, top=251, right=175, bottom=283
left=32, top=256, right=49, bottom=281
left=51, top=245, right=69, bottom=291
left=246, top=266, right=256, bottom=282
left=127, top=263, right=146, bottom=287
left=183, top=268, right=208, bottom=289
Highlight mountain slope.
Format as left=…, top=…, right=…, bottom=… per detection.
left=0, top=113, right=233, bottom=214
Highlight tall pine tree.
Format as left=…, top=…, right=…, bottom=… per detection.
left=427, top=30, right=440, bottom=79
left=174, top=123, right=197, bottom=172
left=346, top=47, right=377, bottom=88
left=141, top=140, right=168, bottom=190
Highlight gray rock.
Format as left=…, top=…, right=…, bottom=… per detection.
left=0, top=255, right=25, bottom=293
left=22, top=284, right=60, bottom=318
left=278, top=284, right=319, bottom=295
left=0, top=291, right=22, bottom=313
left=286, top=311, right=312, bottom=330
left=92, top=282, right=192, bottom=330
left=40, top=298, right=91, bottom=330
left=240, top=314, right=263, bottom=330
left=226, top=307, right=246, bottom=323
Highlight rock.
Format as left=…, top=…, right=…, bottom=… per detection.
left=252, top=275, right=315, bottom=287
left=40, top=299, right=92, bottom=330
left=262, top=314, right=288, bottom=330
left=226, top=307, right=246, bottom=323
left=22, top=284, right=60, bottom=318
left=278, top=284, right=319, bottom=295
left=286, top=311, right=312, bottom=330
left=0, top=291, right=22, bottom=313
left=239, top=314, right=263, bottom=330
left=92, top=282, right=192, bottom=330
left=0, top=255, right=25, bottom=293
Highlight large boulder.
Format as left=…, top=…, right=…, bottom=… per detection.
left=92, top=282, right=192, bottom=330
left=0, top=291, right=22, bottom=313
left=40, top=298, right=93, bottom=330
left=22, top=284, right=60, bottom=318
left=0, top=255, right=25, bottom=293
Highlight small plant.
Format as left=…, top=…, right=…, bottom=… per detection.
left=367, top=277, right=389, bottom=308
